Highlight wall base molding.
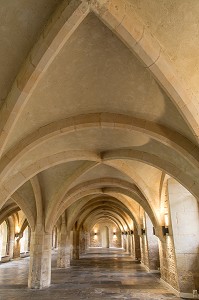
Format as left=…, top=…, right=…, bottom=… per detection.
left=141, top=263, right=160, bottom=274
left=160, top=279, right=180, bottom=297
left=161, top=279, right=198, bottom=299
left=180, top=292, right=198, bottom=299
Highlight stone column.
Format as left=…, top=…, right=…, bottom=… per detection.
left=125, top=234, right=129, bottom=253
left=57, top=224, right=71, bottom=268
left=134, top=227, right=141, bottom=261
left=28, top=226, right=31, bottom=251
left=140, top=215, right=160, bottom=272
left=7, top=218, right=15, bottom=259
left=159, top=237, right=179, bottom=292
left=72, top=230, right=79, bottom=260
left=28, top=228, right=52, bottom=289
left=140, top=233, right=149, bottom=267
left=128, top=234, right=133, bottom=255
left=121, top=233, right=124, bottom=249
left=84, top=231, right=89, bottom=252
left=145, top=214, right=160, bottom=271
left=130, top=234, right=136, bottom=259
left=13, top=238, right=21, bottom=258
left=8, top=236, right=15, bottom=259
left=79, top=230, right=86, bottom=255
left=123, top=234, right=127, bottom=251
left=167, top=178, right=199, bottom=298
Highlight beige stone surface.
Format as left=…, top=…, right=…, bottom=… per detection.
left=0, top=0, right=198, bottom=295
left=127, top=0, right=199, bottom=101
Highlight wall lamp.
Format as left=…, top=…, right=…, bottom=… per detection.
left=141, top=228, right=145, bottom=235
left=162, top=213, right=169, bottom=236
left=162, top=226, right=169, bottom=236
left=122, top=231, right=128, bottom=235
left=130, top=230, right=134, bottom=235
left=15, top=232, right=23, bottom=239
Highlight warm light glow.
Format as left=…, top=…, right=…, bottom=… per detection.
left=16, top=225, right=20, bottom=233
left=164, top=213, right=169, bottom=227
left=129, top=221, right=134, bottom=229
left=113, top=231, right=117, bottom=239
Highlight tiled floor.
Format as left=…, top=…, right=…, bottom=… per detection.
left=0, top=248, right=182, bottom=300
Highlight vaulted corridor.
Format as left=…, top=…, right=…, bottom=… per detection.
left=0, top=249, right=181, bottom=300
left=0, top=0, right=199, bottom=298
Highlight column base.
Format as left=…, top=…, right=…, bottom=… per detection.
left=160, top=279, right=180, bottom=297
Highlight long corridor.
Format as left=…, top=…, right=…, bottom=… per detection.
left=0, top=248, right=182, bottom=300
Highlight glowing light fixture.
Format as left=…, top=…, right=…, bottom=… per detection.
left=162, top=213, right=169, bottom=236
left=162, top=226, right=169, bottom=236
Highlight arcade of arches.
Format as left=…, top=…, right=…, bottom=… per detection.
left=0, top=0, right=199, bottom=299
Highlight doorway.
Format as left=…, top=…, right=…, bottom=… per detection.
left=101, top=226, right=109, bottom=248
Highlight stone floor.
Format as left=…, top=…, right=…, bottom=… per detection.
left=0, top=248, right=182, bottom=300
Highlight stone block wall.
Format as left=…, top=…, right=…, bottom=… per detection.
left=140, top=235, right=149, bottom=268
left=168, top=178, right=199, bottom=294
left=134, top=228, right=141, bottom=260
left=159, top=237, right=179, bottom=291
left=145, top=214, right=160, bottom=271
left=90, top=221, right=122, bottom=248
left=90, top=228, right=101, bottom=247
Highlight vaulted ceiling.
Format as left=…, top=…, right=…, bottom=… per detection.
left=0, top=0, right=198, bottom=234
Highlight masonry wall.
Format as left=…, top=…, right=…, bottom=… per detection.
left=90, top=221, right=122, bottom=248
left=159, top=237, right=179, bottom=291
left=134, top=227, right=141, bottom=260
left=90, top=228, right=101, bottom=247
left=168, top=178, right=199, bottom=294
left=140, top=235, right=149, bottom=268
left=145, top=214, right=160, bottom=271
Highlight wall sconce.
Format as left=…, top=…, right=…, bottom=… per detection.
left=162, top=226, right=169, bottom=236
left=130, top=230, right=134, bottom=235
left=141, top=228, right=145, bottom=235
left=15, top=232, right=23, bottom=239
left=125, top=231, right=128, bottom=235
left=160, top=213, right=169, bottom=236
